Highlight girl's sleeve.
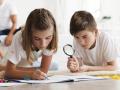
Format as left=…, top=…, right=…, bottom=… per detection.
left=7, top=32, right=21, bottom=64
left=42, top=49, right=54, bottom=56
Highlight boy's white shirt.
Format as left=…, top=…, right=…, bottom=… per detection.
left=7, top=31, right=54, bottom=67
left=73, top=31, right=119, bottom=66
left=0, top=0, right=18, bottom=30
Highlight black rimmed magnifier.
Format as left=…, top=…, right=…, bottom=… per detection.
left=63, top=44, right=75, bottom=58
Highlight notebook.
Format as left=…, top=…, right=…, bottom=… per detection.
left=15, top=75, right=105, bottom=84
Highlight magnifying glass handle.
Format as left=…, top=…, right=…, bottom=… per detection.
left=70, top=55, right=73, bottom=58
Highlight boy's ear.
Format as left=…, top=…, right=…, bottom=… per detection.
left=95, top=29, right=98, bottom=36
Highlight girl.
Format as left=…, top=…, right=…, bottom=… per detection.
left=5, top=8, right=58, bottom=80
left=67, top=11, right=118, bottom=72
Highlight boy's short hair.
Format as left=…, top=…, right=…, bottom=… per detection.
left=70, top=11, right=97, bottom=35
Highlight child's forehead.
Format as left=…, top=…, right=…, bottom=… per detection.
left=32, top=27, right=54, bottom=38
left=32, top=26, right=54, bottom=33
left=75, top=29, right=93, bottom=36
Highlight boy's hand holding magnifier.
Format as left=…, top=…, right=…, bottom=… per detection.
left=63, top=44, right=81, bottom=72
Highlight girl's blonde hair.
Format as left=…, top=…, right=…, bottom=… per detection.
left=22, top=8, right=58, bottom=64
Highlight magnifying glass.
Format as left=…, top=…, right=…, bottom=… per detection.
left=63, top=44, right=75, bottom=58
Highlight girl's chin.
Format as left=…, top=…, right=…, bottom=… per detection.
left=82, top=46, right=90, bottom=49
left=38, top=47, right=46, bottom=50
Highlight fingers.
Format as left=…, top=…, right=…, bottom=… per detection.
left=79, top=65, right=89, bottom=72
left=67, top=57, right=79, bottom=72
left=32, top=70, right=47, bottom=80
left=77, top=57, right=84, bottom=66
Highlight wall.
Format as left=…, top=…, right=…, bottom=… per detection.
left=13, top=0, right=58, bottom=27
left=10, top=0, right=120, bottom=70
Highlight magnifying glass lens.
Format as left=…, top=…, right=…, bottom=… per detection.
left=63, top=44, right=75, bottom=56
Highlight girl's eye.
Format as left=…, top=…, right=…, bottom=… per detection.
left=33, top=38, right=39, bottom=41
left=46, top=36, right=53, bottom=40
left=46, top=37, right=51, bottom=40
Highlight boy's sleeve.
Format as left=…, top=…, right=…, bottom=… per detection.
left=73, top=39, right=82, bottom=58
left=103, top=35, right=119, bottom=62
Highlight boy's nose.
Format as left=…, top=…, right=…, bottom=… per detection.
left=79, top=39, right=85, bottom=46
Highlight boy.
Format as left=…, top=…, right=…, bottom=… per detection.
left=67, top=11, right=118, bottom=72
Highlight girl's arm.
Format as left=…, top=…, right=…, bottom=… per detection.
left=5, top=55, right=52, bottom=79
left=16, top=55, right=52, bottom=72
left=5, top=61, right=35, bottom=79
left=40, top=55, right=52, bottom=73
left=0, top=50, right=3, bottom=59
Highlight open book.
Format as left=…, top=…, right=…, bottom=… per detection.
left=16, top=75, right=105, bottom=84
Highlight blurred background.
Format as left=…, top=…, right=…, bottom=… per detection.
left=1, top=0, right=120, bottom=70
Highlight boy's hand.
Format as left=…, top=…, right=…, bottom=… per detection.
left=79, top=65, right=90, bottom=72
left=32, top=69, right=47, bottom=80
left=67, top=56, right=80, bottom=72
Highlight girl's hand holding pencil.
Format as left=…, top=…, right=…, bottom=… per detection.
left=32, top=69, right=48, bottom=80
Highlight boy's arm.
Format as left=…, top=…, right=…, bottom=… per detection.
left=67, top=56, right=117, bottom=72
left=80, top=60, right=117, bottom=71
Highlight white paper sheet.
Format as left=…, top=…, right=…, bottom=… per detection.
left=0, top=83, right=26, bottom=87
left=16, top=75, right=105, bottom=84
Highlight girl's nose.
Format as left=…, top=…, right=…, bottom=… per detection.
left=40, top=40, right=46, bottom=48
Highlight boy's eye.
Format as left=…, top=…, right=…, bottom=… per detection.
left=82, top=35, right=87, bottom=39
left=75, top=36, right=79, bottom=39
